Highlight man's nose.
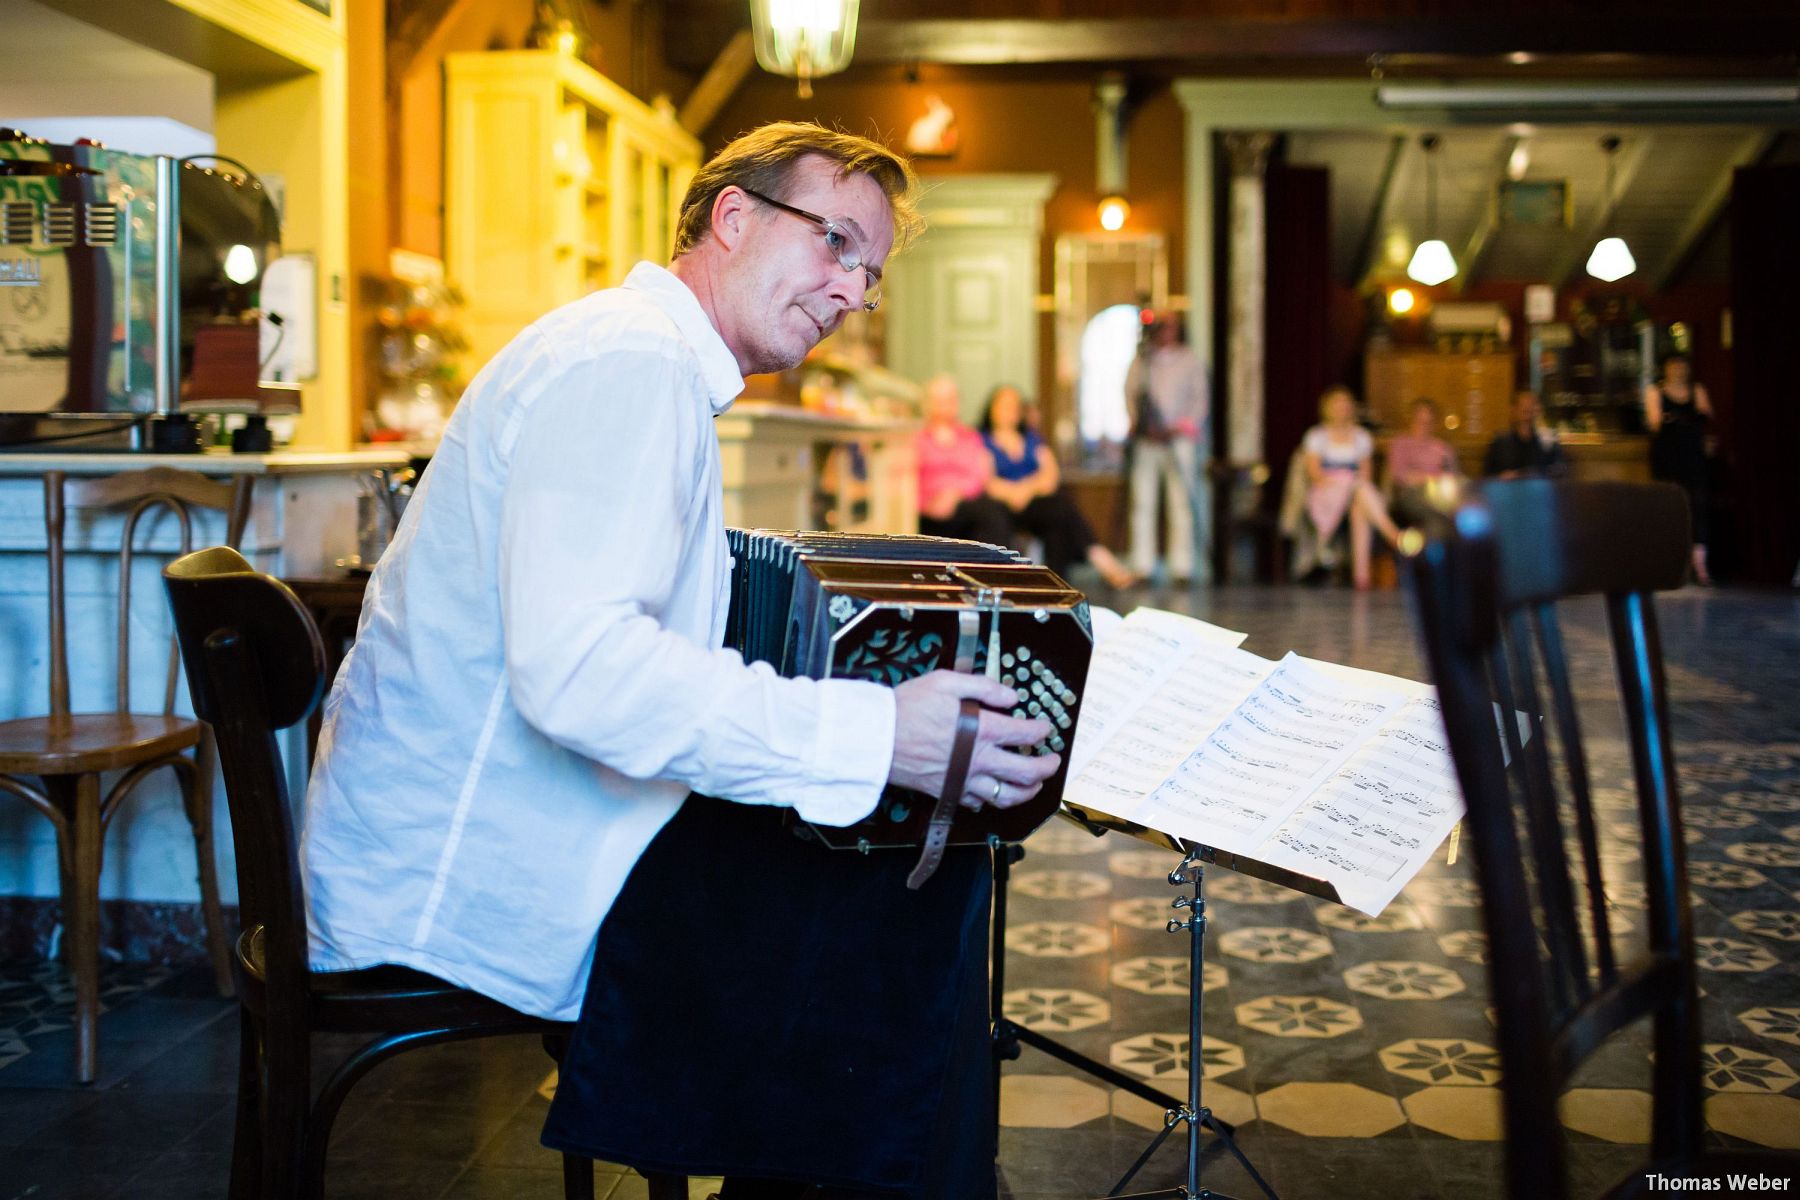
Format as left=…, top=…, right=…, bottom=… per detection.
left=822, top=268, right=862, bottom=311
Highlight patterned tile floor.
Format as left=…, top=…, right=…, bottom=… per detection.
left=1, top=584, right=1795, bottom=1200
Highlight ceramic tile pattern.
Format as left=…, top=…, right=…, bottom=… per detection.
left=0, top=585, right=1794, bottom=1199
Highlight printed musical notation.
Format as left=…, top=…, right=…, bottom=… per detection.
left=1261, top=692, right=1463, bottom=915
left=1067, top=610, right=1247, bottom=778
left=1066, top=623, right=1467, bottom=917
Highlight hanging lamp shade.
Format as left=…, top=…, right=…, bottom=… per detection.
left=1586, top=236, right=1637, bottom=283
left=1406, top=133, right=1458, bottom=286
left=750, top=0, right=860, bottom=99
left=1586, top=136, right=1637, bottom=282
left=1407, top=239, right=1458, bottom=286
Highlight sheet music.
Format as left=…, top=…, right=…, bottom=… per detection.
left=1067, top=609, right=1246, bottom=778
left=1260, top=689, right=1464, bottom=916
left=1065, top=644, right=1273, bottom=814
left=1116, top=654, right=1409, bottom=858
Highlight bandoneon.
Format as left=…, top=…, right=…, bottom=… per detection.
left=725, top=529, right=1094, bottom=852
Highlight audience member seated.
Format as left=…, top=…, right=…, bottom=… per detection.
left=1384, top=397, right=1460, bottom=510
left=979, top=384, right=1138, bottom=589
left=1483, top=390, right=1568, bottom=479
left=1293, top=386, right=1401, bottom=590
left=916, top=374, right=1014, bottom=546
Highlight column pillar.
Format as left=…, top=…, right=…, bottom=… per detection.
left=1223, top=131, right=1275, bottom=468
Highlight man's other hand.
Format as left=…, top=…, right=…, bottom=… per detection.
left=889, top=670, right=1060, bottom=810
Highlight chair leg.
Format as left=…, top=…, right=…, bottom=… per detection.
left=230, top=1009, right=264, bottom=1200
left=561, top=1153, right=596, bottom=1200
left=644, top=1176, right=688, bottom=1200
left=50, top=773, right=104, bottom=1084
left=261, top=1025, right=310, bottom=1200
left=180, top=736, right=236, bottom=997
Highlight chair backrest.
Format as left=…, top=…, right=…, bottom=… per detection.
left=43, top=468, right=253, bottom=717
left=164, top=546, right=325, bottom=1001
left=1401, top=478, right=1695, bottom=1198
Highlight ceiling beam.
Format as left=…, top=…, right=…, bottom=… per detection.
left=855, top=17, right=1800, bottom=66
left=1453, top=134, right=1526, bottom=294
left=1547, top=133, right=1654, bottom=290
left=1649, top=130, right=1778, bottom=290
left=1352, top=135, right=1408, bottom=289
left=679, top=29, right=755, bottom=137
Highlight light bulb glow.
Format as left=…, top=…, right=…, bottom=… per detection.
left=1586, top=236, right=1637, bottom=282
left=1406, top=239, right=1457, bottom=286
left=223, top=243, right=259, bottom=285
left=1097, top=195, right=1130, bottom=231
left=1388, top=287, right=1416, bottom=315
left=770, top=0, right=843, bottom=33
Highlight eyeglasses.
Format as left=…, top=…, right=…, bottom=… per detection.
left=739, top=186, right=882, bottom=312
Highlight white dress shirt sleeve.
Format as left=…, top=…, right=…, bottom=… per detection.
left=496, top=336, right=892, bottom=826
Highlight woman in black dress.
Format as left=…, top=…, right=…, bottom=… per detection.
left=1644, top=353, right=1715, bottom=584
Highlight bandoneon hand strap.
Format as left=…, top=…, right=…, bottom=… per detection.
left=906, top=698, right=981, bottom=890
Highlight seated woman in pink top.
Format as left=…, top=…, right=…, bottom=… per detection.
left=915, top=374, right=1013, bottom=546
left=1384, top=398, right=1460, bottom=498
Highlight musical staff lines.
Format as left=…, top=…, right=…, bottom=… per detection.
left=1065, top=618, right=1468, bottom=917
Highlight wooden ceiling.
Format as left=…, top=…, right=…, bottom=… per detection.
left=658, top=0, right=1799, bottom=78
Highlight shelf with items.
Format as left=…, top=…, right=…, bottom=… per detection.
left=445, top=51, right=700, bottom=373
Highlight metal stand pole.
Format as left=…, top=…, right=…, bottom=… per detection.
left=992, top=842, right=1279, bottom=1200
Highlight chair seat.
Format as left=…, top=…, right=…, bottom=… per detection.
left=0, top=712, right=202, bottom=775
left=236, top=925, right=565, bottom=1036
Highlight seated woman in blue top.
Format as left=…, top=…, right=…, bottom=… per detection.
left=980, top=384, right=1138, bottom=589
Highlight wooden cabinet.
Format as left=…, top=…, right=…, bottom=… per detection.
left=445, top=52, right=701, bottom=372
left=1365, top=348, right=1515, bottom=447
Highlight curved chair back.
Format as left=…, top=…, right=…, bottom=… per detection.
left=1402, top=478, right=1695, bottom=1198
left=164, top=546, right=325, bottom=1005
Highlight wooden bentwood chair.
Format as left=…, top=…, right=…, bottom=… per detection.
left=1401, top=479, right=1797, bottom=1197
left=0, top=468, right=244, bottom=1082
left=162, top=546, right=687, bottom=1200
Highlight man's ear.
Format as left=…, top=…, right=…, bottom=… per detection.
left=710, top=186, right=751, bottom=253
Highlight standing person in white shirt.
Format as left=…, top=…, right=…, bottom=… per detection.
left=1123, top=312, right=1210, bottom=585
left=303, top=123, right=1058, bottom=1199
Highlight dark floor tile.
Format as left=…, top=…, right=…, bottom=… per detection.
left=0, top=1086, right=101, bottom=1144
left=327, top=1095, right=526, bottom=1168
left=312, top=1157, right=464, bottom=1200
left=0, top=1142, right=141, bottom=1200
left=103, top=1148, right=231, bottom=1200
left=442, top=1165, right=571, bottom=1200
left=27, top=1088, right=230, bottom=1158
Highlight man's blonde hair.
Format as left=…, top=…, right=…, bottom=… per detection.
left=673, top=122, right=923, bottom=257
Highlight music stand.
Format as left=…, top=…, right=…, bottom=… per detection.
left=993, top=806, right=1346, bottom=1200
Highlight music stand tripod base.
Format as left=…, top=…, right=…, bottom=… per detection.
left=994, top=814, right=1338, bottom=1200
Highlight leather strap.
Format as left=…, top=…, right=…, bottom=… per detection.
left=906, top=698, right=982, bottom=890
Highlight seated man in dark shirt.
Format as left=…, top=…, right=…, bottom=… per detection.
left=1483, top=390, right=1568, bottom=479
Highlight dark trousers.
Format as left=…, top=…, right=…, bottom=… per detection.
left=919, top=496, right=1014, bottom=548
left=1010, top=490, right=1098, bottom=578
left=542, top=796, right=997, bottom=1199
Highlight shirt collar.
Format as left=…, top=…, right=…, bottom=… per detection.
left=622, top=262, right=745, bottom=415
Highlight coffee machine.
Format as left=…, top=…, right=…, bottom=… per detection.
left=0, top=130, right=281, bottom=451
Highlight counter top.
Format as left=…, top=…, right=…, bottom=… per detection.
left=715, top=401, right=920, bottom=435
left=0, top=448, right=413, bottom=476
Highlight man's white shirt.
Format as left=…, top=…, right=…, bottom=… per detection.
left=302, top=262, right=896, bottom=1020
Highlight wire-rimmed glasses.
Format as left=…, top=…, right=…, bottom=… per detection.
left=739, top=186, right=882, bottom=312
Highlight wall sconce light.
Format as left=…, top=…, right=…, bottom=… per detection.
left=1388, top=286, right=1416, bottom=315
left=1097, top=195, right=1130, bottom=231
left=749, top=0, right=860, bottom=99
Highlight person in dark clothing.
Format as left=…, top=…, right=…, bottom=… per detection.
left=979, top=383, right=1138, bottom=588
left=1483, top=390, right=1568, bottom=480
left=1644, top=353, right=1714, bottom=584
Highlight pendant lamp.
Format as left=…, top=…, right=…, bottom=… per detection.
left=1407, top=134, right=1458, bottom=287
left=749, top=0, right=860, bottom=99
left=1586, top=136, right=1637, bottom=282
